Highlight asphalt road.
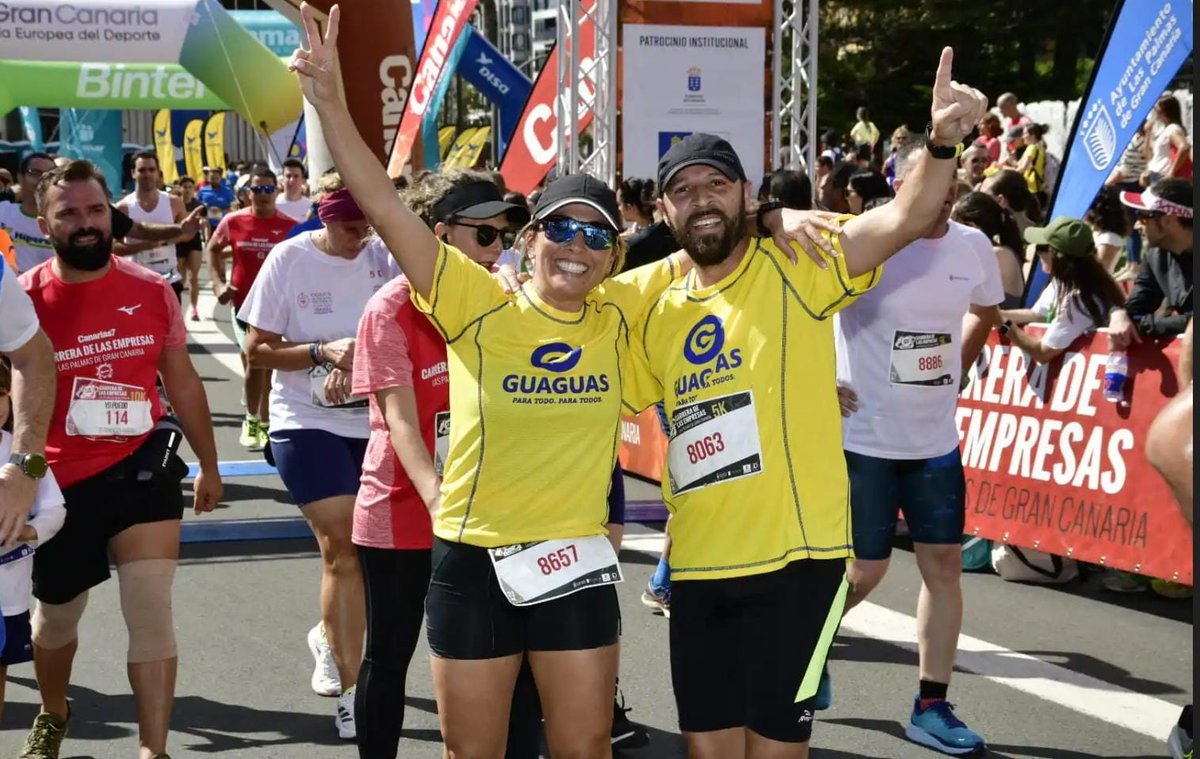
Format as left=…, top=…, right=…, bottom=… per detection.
left=0, top=288, right=1191, bottom=759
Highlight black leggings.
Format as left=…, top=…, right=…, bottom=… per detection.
left=355, top=546, right=543, bottom=759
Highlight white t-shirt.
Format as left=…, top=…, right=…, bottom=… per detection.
left=120, top=191, right=181, bottom=284
left=1093, top=230, right=1124, bottom=249
left=0, top=260, right=39, bottom=353
left=0, top=202, right=53, bottom=274
left=836, top=220, right=1005, bottom=459
left=1149, top=123, right=1188, bottom=175
left=0, top=431, right=66, bottom=617
left=1031, top=279, right=1107, bottom=351
left=276, top=196, right=312, bottom=223
left=237, top=234, right=400, bottom=438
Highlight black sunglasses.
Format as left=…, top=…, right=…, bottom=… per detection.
left=250, top=184, right=277, bottom=195
left=1137, top=210, right=1164, bottom=221
left=451, top=220, right=510, bottom=247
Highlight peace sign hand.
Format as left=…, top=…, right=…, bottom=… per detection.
left=289, top=3, right=344, bottom=110
left=929, top=47, right=988, bottom=146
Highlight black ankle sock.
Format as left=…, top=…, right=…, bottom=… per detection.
left=919, top=679, right=949, bottom=702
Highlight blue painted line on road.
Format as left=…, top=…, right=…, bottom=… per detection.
left=186, top=459, right=277, bottom=479
left=181, top=517, right=312, bottom=544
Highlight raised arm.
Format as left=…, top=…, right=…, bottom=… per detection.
left=290, top=3, right=438, bottom=297
left=837, top=48, right=988, bottom=277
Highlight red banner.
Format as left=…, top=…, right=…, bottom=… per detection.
left=270, top=0, right=419, bottom=165
left=385, top=0, right=479, bottom=176
left=618, top=329, right=1193, bottom=584
left=958, top=328, right=1191, bottom=584
left=498, top=0, right=596, bottom=195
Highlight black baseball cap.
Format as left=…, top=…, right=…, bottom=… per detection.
left=657, top=133, right=747, bottom=191
left=532, top=173, right=622, bottom=230
left=432, top=180, right=531, bottom=225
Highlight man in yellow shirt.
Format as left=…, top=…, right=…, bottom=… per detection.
left=622, top=48, right=987, bottom=758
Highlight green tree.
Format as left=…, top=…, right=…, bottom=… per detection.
left=813, top=0, right=1116, bottom=141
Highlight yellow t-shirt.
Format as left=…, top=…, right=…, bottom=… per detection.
left=413, top=242, right=678, bottom=547
left=624, top=236, right=879, bottom=581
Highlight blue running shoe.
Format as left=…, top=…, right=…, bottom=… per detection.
left=814, top=666, right=832, bottom=711
left=905, top=697, right=986, bottom=755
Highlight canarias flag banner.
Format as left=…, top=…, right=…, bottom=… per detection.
left=183, top=119, right=205, bottom=179
left=153, top=109, right=180, bottom=184
left=452, top=125, right=491, bottom=169
left=0, top=0, right=301, bottom=135
left=204, top=112, right=227, bottom=171
left=443, top=128, right=478, bottom=168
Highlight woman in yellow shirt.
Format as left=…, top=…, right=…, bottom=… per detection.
left=291, top=7, right=685, bottom=757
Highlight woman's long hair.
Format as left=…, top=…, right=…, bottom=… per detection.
left=1048, top=249, right=1127, bottom=327
left=1085, top=185, right=1130, bottom=237
left=952, top=191, right=1024, bottom=263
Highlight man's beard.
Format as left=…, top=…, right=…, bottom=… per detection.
left=672, top=200, right=748, bottom=267
left=55, top=228, right=113, bottom=271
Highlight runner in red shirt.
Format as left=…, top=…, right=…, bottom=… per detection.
left=17, top=159, right=221, bottom=759
left=205, top=164, right=295, bottom=451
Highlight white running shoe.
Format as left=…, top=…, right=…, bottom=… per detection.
left=336, top=686, right=357, bottom=741
left=307, top=623, right=341, bottom=697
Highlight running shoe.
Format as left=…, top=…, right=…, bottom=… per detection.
left=905, top=697, right=985, bottom=755
left=1170, top=723, right=1194, bottom=759
left=308, top=623, right=342, bottom=697
left=20, top=709, right=69, bottom=759
left=1101, top=570, right=1150, bottom=593
left=612, top=688, right=649, bottom=749
left=336, top=686, right=357, bottom=741
left=190, top=307, right=199, bottom=321
left=814, top=665, right=832, bottom=711
left=239, top=417, right=260, bottom=449
left=640, top=580, right=671, bottom=618
left=1151, top=580, right=1193, bottom=599
left=256, top=423, right=271, bottom=452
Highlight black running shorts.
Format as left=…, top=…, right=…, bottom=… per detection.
left=669, top=558, right=847, bottom=743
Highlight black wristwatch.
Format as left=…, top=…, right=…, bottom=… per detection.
left=925, top=124, right=963, bottom=160
left=8, top=452, right=49, bottom=480
left=998, top=319, right=1013, bottom=336
left=756, top=201, right=785, bottom=237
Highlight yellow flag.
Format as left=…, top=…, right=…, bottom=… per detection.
left=153, top=109, right=179, bottom=185
left=443, top=128, right=478, bottom=169
left=204, top=112, right=227, bottom=172
left=438, top=126, right=457, bottom=160
left=456, top=126, right=491, bottom=170
left=183, top=120, right=205, bottom=180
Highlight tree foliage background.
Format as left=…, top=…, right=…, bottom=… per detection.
left=814, top=0, right=1120, bottom=138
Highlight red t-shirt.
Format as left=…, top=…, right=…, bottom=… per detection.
left=351, top=277, right=449, bottom=550
left=21, top=256, right=187, bottom=488
left=210, top=208, right=295, bottom=310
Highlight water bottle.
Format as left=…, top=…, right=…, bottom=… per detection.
left=1103, top=350, right=1128, bottom=402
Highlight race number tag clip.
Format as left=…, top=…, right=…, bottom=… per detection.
left=66, top=377, right=154, bottom=438
left=490, top=535, right=623, bottom=607
left=434, top=411, right=450, bottom=476
left=667, top=390, right=763, bottom=496
left=889, top=330, right=955, bottom=387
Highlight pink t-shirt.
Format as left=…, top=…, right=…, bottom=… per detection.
left=351, top=277, right=449, bottom=550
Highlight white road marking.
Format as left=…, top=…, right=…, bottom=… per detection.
left=186, top=289, right=244, bottom=376
left=618, top=530, right=1178, bottom=741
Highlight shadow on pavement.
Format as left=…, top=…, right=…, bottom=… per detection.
left=824, top=716, right=1164, bottom=759
left=6, top=677, right=341, bottom=754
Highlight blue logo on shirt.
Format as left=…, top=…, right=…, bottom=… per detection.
left=683, top=316, right=725, bottom=365
left=530, top=342, right=583, bottom=373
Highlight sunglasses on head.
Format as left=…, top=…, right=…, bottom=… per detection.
left=250, top=184, right=276, bottom=195
left=539, top=216, right=615, bottom=250
left=451, top=219, right=509, bottom=247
